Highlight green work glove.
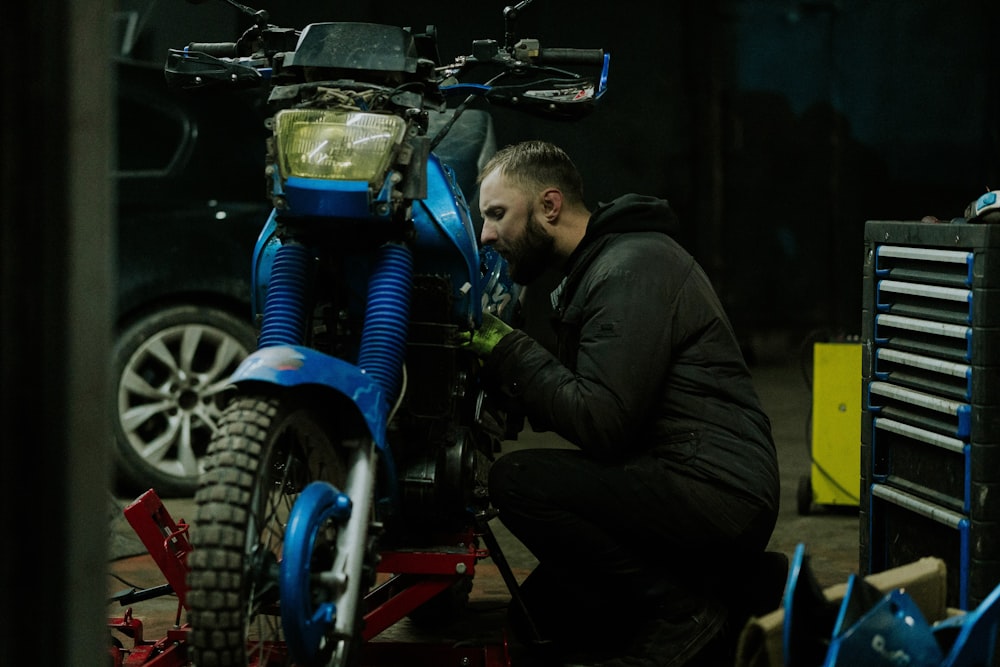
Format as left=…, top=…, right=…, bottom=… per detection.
left=467, top=311, right=513, bottom=358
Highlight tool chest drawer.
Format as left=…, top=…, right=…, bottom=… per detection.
left=867, top=482, right=1000, bottom=609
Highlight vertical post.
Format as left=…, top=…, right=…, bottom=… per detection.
left=0, top=0, right=113, bottom=664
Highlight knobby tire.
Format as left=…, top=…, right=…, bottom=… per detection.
left=185, top=392, right=354, bottom=667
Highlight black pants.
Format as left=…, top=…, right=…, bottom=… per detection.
left=489, top=447, right=778, bottom=610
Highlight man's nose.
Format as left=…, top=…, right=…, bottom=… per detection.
left=480, top=220, right=498, bottom=246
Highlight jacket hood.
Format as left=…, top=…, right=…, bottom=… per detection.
left=588, top=194, right=680, bottom=236
left=552, top=194, right=682, bottom=306
left=567, top=194, right=680, bottom=266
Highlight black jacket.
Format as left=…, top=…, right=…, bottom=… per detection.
left=485, top=194, right=779, bottom=509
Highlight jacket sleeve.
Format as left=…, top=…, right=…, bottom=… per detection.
left=484, top=253, right=686, bottom=460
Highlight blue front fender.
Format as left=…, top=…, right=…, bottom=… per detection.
left=230, top=345, right=390, bottom=448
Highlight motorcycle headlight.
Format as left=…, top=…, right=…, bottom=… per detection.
left=273, top=109, right=407, bottom=183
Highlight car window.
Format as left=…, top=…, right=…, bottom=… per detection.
left=117, top=89, right=191, bottom=177
left=115, top=59, right=194, bottom=180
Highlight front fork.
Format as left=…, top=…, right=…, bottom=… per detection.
left=330, top=441, right=378, bottom=640
left=260, top=239, right=413, bottom=662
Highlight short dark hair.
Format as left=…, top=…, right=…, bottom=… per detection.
left=477, top=140, right=585, bottom=204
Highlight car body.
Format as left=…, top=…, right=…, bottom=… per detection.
left=112, top=56, right=269, bottom=497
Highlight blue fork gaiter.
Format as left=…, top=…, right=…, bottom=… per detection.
left=258, top=241, right=310, bottom=349
left=255, top=239, right=412, bottom=406
left=357, top=243, right=413, bottom=406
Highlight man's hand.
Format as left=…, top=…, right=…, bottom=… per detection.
left=466, top=311, right=513, bottom=358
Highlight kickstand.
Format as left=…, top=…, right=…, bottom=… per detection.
left=478, top=515, right=549, bottom=646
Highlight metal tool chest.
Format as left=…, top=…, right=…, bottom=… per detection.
left=861, top=219, right=1000, bottom=610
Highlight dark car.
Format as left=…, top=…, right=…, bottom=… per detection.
left=111, top=56, right=270, bottom=497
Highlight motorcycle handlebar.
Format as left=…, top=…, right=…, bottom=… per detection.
left=186, top=42, right=239, bottom=57
left=535, top=48, right=605, bottom=67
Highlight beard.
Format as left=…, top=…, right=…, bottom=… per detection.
left=503, top=207, right=556, bottom=285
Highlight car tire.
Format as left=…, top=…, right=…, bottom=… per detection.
left=112, top=303, right=257, bottom=497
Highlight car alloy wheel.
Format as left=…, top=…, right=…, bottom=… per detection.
left=112, top=304, right=257, bottom=497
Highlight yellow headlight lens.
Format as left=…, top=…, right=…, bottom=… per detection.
left=274, top=109, right=406, bottom=182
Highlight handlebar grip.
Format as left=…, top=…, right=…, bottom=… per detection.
left=186, top=42, right=239, bottom=57
left=537, top=48, right=606, bottom=67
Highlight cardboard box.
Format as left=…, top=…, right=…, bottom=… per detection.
left=734, top=556, right=948, bottom=667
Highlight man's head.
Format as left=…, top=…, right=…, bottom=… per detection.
left=477, top=141, right=590, bottom=284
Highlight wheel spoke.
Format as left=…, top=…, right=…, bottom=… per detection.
left=260, top=456, right=295, bottom=551
left=145, top=336, right=182, bottom=373
left=206, top=336, right=249, bottom=378
left=120, top=365, right=172, bottom=400
left=203, top=376, right=237, bottom=397
left=190, top=400, right=221, bottom=433
left=179, top=325, right=207, bottom=374
left=174, top=412, right=200, bottom=474
left=120, top=399, right=176, bottom=433
left=142, top=418, right=183, bottom=460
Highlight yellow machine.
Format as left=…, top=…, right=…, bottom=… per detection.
left=798, top=341, right=862, bottom=515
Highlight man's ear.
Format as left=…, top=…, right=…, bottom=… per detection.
left=540, top=188, right=563, bottom=222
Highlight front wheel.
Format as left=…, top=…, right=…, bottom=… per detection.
left=186, top=391, right=370, bottom=667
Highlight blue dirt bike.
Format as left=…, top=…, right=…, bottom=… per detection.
left=164, top=2, right=608, bottom=666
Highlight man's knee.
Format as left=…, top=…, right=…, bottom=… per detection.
left=487, top=451, right=522, bottom=506
left=488, top=449, right=556, bottom=514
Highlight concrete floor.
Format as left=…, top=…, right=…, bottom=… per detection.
left=106, top=348, right=863, bottom=663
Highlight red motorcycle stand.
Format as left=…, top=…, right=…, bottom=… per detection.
left=363, top=534, right=512, bottom=667
left=108, top=489, right=512, bottom=667
left=107, top=489, right=195, bottom=666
